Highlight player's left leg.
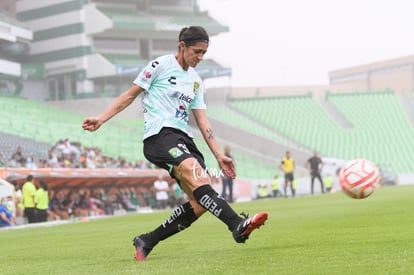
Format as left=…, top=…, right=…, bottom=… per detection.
left=175, top=158, right=268, bottom=243
left=228, top=179, right=234, bottom=203
left=174, top=158, right=242, bottom=230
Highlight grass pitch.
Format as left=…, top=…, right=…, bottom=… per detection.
left=1, top=185, right=413, bottom=275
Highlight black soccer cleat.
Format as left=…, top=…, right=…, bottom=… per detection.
left=232, top=212, right=268, bottom=243
left=133, top=234, right=153, bottom=261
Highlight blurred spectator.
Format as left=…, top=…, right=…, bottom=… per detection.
left=79, top=153, right=87, bottom=168
left=6, top=139, right=156, bottom=170
left=86, top=154, right=96, bottom=169
left=279, top=150, right=296, bottom=198
left=153, top=175, right=170, bottom=209
left=61, top=154, right=72, bottom=168
left=305, top=150, right=325, bottom=195
left=56, top=138, right=78, bottom=157
left=115, top=188, right=137, bottom=211
left=271, top=175, right=282, bottom=198
left=25, top=155, right=37, bottom=169
left=0, top=196, right=16, bottom=227
left=134, top=160, right=152, bottom=169
left=221, top=145, right=235, bottom=203
left=257, top=184, right=270, bottom=199
left=22, top=174, right=37, bottom=223
left=61, top=190, right=75, bottom=218
left=8, top=154, right=22, bottom=167
left=47, top=148, right=59, bottom=168
left=172, top=181, right=184, bottom=207
left=134, top=160, right=145, bottom=169
left=49, top=190, right=70, bottom=220
left=12, top=180, right=23, bottom=217
left=73, top=191, right=90, bottom=217
left=11, top=146, right=25, bottom=167
left=88, top=190, right=105, bottom=216
left=0, top=153, right=5, bottom=167
left=35, top=180, right=49, bottom=222
left=325, top=174, right=334, bottom=193
left=96, top=188, right=114, bottom=215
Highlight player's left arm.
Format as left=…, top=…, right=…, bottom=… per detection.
left=192, top=109, right=236, bottom=179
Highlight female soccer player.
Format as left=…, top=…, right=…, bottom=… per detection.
left=82, top=26, right=268, bottom=261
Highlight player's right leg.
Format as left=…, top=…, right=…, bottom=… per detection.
left=133, top=199, right=200, bottom=261
left=318, top=175, right=325, bottom=193
left=311, top=176, right=315, bottom=194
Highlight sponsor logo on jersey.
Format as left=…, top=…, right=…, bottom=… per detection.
left=168, top=147, right=183, bottom=158
left=175, top=105, right=189, bottom=122
left=171, top=91, right=193, bottom=104
left=178, top=93, right=193, bottom=104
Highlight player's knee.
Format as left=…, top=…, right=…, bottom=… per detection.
left=174, top=158, right=210, bottom=187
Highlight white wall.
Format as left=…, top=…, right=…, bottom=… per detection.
left=0, top=59, right=20, bottom=76
left=24, top=10, right=82, bottom=31
left=30, top=34, right=88, bottom=55
left=86, top=54, right=115, bottom=78
left=21, top=80, right=48, bottom=101
left=83, top=3, right=112, bottom=34
left=16, top=0, right=70, bottom=13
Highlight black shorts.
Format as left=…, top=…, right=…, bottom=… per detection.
left=284, top=172, right=294, bottom=182
left=143, top=127, right=206, bottom=177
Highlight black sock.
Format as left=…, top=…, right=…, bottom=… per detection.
left=147, top=202, right=198, bottom=246
left=193, top=185, right=242, bottom=231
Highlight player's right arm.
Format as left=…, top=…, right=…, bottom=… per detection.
left=82, top=84, right=144, bottom=132
left=278, top=161, right=284, bottom=172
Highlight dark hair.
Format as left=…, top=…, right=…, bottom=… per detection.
left=178, top=26, right=209, bottom=47
left=39, top=180, right=48, bottom=191
left=27, top=174, right=33, bottom=181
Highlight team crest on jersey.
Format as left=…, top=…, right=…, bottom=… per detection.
left=168, top=147, right=183, bottom=158
left=193, top=82, right=200, bottom=95
left=175, top=105, right=189, bottom=122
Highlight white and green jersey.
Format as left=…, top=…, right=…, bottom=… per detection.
left=134, top=54, right=206, bottom=139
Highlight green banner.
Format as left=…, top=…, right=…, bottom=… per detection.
left=21, top=63, right=44, bottom=79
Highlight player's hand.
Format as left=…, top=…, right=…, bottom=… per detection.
left=217, top=154, right=236, bottom=179
left=82, top=117, right=103, bottom=132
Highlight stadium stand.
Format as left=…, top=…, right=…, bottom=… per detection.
left=0, top=95, right=278, bottom=179
left=207, top=105, right=294, bottom=145
left=0, top=95, right=145, bottom=162
left=4, top=89, right=414, bottom=177
left=0, top=132, right=50, bottom=162
left=229, top=93, right=341, bottom=150
left=327, top=90, right=414, bottom=174
left=226, top=90, right=414, bottom=176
